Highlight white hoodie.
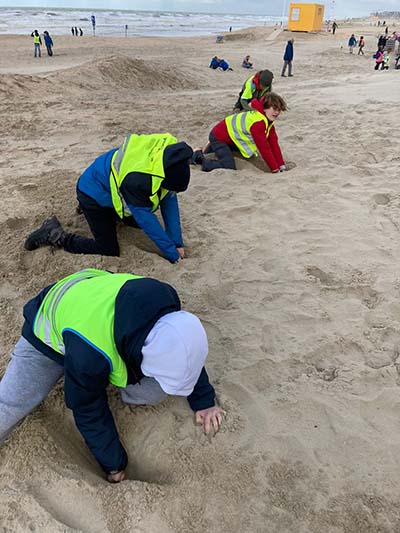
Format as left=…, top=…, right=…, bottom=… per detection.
left=141, top=310, right=208, bottom=396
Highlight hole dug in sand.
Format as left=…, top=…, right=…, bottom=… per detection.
left=119, top=405, right=172, bottom=484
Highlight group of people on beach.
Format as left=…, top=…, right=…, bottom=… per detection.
left=30, top=27, right=85, bottom=57
left=30, top=29, right=53, bottom=57
left=0, top=56, right=289, bottom=482
left=347, top=31, right=400, bottom=70
left=71, top=26, right=84, bottom=36
left=210, top=38, right=295, bottom=79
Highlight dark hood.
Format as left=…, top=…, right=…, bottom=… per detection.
left=259, top=69, right=273, bottom=88
left=114, top=277, right=181, bottom=383
left=162, top=142, right=193, bottom=192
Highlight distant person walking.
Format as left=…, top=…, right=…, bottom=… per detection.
left=43, top=31, right=53, bottom=56
left=348, top=34, right=357, bottom=53
left=30, top=30, right=42, bottom=58
left=332, top=21, right=338, bottom=35
left=281, top=39, right=294, bottom=77
left=79, top=27, right=83, bottom=36
left=71, top=27, right=75, bottom=36
left=358, top=36, right=365, bottom=55
left=74, top=26, right=78, bottom=36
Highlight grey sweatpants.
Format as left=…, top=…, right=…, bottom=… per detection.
left=0, top=336, right=167, bottom=443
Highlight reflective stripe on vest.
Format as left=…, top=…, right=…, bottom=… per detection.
left=225, top=110, right=274, bottom=159
left=110, top=133, right=177, bottom=218
left=33, top=268, right=143, bottom=387
left=242, top=75, right=270, bottom=101
left=33, top=35, right=40, bottom=44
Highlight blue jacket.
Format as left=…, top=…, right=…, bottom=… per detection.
left=348, top=36, right=357, bottom=47
left=44, top=34, right=53, bottom=46
left=283, top=41, right=294, bottom=61
left=22, top=276, right=216, bottom=473
left=209, top=57, right=220, bottom=69
left=77, top=148, right=185, bottom=263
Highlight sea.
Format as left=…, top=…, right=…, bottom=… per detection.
left=0, top=7, right=283, bottom=38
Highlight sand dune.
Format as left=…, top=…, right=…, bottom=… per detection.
left=1, top=23, right=400, bottom=532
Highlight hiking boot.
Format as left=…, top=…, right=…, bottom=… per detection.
left=191, top=149, right=204, bottom=166
left=24, top=216, right=66, bottom=251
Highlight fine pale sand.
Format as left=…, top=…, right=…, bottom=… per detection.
left=1, top=21, right=400, bottom=532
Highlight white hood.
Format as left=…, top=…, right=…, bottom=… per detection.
left=141, top=310, right=208, bottom=396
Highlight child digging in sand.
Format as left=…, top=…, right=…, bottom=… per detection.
left=192, top=92, right=287, bottom=174
left=0, top=269, right=224, bottom=483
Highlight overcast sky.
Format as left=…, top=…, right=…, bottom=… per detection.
left=0, top=0, right=398, bottom=18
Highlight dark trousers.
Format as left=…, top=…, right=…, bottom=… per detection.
left=358, top=46, right=364, bottom=55
left=282, top=60, right=292, bottom=76
left=63, top=190, right=122, bottom=256
left=375, top=62, right=384, bottom=70
left=201, top=132, right=236, bottom=172
left=46, top=45, right=53, bottom=56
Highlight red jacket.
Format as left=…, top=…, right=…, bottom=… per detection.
left=211, top=98, right=284, bottom=171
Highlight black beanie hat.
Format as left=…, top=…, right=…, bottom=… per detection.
left=163, top=142, right=193, bottom=192
left=259, top=69, right=273, bottom=87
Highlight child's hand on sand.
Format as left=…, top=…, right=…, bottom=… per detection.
left=196, top=406, right=224, bottom=435
left=107, top=470, right=126, bottom=483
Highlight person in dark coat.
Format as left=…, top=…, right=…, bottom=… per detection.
left=43, top=31, right=53, bottom=56
left=281, top=39, right=294, bottom=77
left=0, top=268, right=223, bottom=483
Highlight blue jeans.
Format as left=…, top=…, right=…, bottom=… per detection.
left=34, top=43, right=41, bottom=57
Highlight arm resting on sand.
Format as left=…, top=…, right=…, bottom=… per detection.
left=63, top=331, right=128, bottom=474
left=128, top=205, right=180, bottom=263
left=160, top=192, right=183, bottom=248
left=250, top=121, right=280, bottom=172
left=187, top=367, right=216, bottom=411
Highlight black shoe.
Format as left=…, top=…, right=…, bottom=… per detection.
left=281, top=74, right=286, bottom=77
left=24, top=216, right=66, bottom=251
left=191, top=149, right=204, bottom=166
left=288, top=74, right=294, bottom=77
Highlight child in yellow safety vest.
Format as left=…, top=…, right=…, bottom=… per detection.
left=30, top=29, right=42, bottom=58
left=192, top=92, right=287, bottom=173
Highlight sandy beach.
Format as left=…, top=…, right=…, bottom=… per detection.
left=1, top=20, right=400, bottom=532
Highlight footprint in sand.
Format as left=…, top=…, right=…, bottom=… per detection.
left=371, top=193, right=390, bottom=206
left=306, top=266, right=335, bottom=286
left=4, top=217, right=29, bottom=230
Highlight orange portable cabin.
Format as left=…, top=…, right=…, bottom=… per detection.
left=287, top=3, right=325, bottom=32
